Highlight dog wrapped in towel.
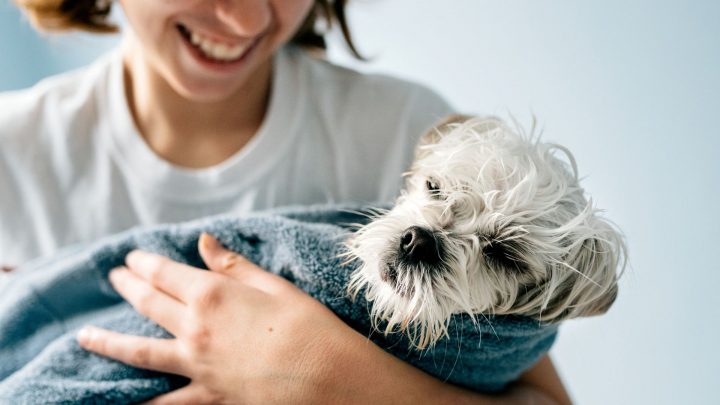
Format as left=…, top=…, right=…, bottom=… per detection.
left=0, top=116, right=625, bottom=403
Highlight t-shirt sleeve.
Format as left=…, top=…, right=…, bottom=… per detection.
left=0, top=101, right=30, bottom=267
left=403, top=84, right=457, bottom=145
left=376, top=84, right=457, bottom=202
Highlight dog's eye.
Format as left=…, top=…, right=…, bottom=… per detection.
left=425, top=178, right=442, bottom=198
left=482, top=241, right=529, bottom=274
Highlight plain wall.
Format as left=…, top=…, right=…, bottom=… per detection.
left=1, top=1, right=718, bottom=404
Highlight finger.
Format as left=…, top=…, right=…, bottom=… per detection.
left=77, top=326, right=186, bottom=376
left=141, top=383, right=220, bottom=405
left=125, top=250, right=217, bottom=303
left=198, top=233, right=290, bottom=295
left=108, top=267, right=186, bottom=335
left=198, top=232, right=247, bottom=276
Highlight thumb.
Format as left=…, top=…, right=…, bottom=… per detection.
left=198, top=233, right=290, bottom=294
left=198, top=233, right=246, bottom=276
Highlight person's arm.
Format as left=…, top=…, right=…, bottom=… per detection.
left=513, top=354, right=573, bottom=405
left=311, top=332, right=571, bottom=405
left=77, top=233, right=572, bottom=404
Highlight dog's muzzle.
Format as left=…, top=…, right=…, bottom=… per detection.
left=399, top=226, right=441, bottom=265
left=378, top=227, right=445, bottom=291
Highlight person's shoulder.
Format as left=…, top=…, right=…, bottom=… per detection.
left=296, top=48, right=442, bottom=103
left=0, top=51, right=116, bottom=145
left=292, top=47, right=454, bottom=131
left=0, top=51, right=118, bottom=203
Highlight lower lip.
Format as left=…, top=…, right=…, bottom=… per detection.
left=178, top=26, right=259, bottom=73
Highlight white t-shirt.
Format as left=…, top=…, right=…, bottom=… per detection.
left=0, top=46, right=453, bottom=267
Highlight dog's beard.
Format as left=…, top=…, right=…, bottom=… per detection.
left=344, top=199, right=562, bottom=349
left=345, top=206, right=481, bottom=349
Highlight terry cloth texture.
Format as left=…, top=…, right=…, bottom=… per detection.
left=0, top=205, right=557, bottom=403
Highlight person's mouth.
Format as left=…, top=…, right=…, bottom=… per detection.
left=177, top=24, right=258, bottom=64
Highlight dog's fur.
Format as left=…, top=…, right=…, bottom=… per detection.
left=346, top=116, right=626, bottom=349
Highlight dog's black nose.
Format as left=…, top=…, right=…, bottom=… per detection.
left=400, top=226, right=440, bottom=264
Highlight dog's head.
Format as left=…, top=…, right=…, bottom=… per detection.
left=346, top=115, right=626, bottom=348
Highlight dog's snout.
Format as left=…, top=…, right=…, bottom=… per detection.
left=400, top=226, right=440, bottom=264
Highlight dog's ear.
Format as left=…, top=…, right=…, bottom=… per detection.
left=418, top=114, right=474, bottom=147
left=414, top=114, right=474, bottom=162
left=540, top=217, right=626, bottom=322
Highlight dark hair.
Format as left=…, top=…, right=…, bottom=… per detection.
left=291, top=0, right=364, bottom=60
left=14, top=0, right=364, bottom=59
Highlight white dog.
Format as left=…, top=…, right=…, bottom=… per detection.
left=346, top=116, right=626, bottom=348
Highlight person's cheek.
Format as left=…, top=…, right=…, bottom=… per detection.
left=272, top=0, right=315, bottom=41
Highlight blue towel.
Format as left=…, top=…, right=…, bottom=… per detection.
left=0, top=205, right=557, bottom=403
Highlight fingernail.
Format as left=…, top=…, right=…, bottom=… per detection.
left=125, top=250, right=144, bottom=267
left=108, top=266, right=125, bottom=281
left=77, top=327, right=94, bottom=345
left=201, top=233, right=221, bottom=249
left=199, top=233, right=211, bottom=250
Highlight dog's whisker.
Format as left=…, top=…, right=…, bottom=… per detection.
left=442, top=317, right=462, bottom=382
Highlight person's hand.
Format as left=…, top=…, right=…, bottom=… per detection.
left=77, top=233, right=351, bottom=404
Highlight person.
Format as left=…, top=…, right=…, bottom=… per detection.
left=0, top=0, right=573, bottom=403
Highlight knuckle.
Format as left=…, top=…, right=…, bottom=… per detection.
left=186, top=325, right=212, bottom=353
left=154, top=256, right=175, bottom=275
left=204, top=391, right=224, bottom=405
left=130, top=346, right=151, bottom=366
left=134, top=288, right=155, bottom=311
left=146, top=264, right=164, bottom=285
left=192, top=282, right=224, bottom=309
left=221, top=254, right=241, bottom=271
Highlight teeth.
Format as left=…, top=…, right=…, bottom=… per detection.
left=186, top=27, right=249, bottom=62
left=190, top=31, right=201, bottom=46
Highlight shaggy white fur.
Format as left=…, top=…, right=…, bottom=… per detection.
left=345, top=116, right=626, bottom=349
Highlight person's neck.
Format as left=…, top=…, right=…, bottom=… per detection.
left=122, top=41, right=272, bottom=169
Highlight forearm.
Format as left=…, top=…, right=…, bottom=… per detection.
left=313, top=327, right=571, bottom=405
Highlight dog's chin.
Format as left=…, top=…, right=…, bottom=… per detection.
left=378, top=262, right=417, bottom=297
left=349, top=260, right=408, bottom=301
left=378, top=261, right=397, bottom=285
left=348, top=260, right=455, bottom=349
left=345, top=225, right=461, bottom=348
left=378, top=264, right=402, bottom=294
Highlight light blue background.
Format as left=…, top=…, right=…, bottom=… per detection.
left=2, top=1, right=718, bottom=404
left=0, top=0, right=119, bottom=90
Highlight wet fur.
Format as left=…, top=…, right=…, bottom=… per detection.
left=345, top=116, right=626, bottom=349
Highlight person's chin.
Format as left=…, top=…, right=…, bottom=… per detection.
left=172, top=78, right=246, bottom=103
left=171, top=50, right=270, bottom=103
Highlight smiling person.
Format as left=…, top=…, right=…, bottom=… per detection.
left=1, top=0, right=571, bottom=403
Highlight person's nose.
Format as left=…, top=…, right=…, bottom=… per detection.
left=214, top=0, right=272, bottom=38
